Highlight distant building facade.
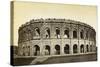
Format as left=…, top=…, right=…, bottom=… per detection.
left=18, top=18, right=96, bottom=56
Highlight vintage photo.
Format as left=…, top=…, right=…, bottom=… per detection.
left=11, top=1, right=97, bottom=66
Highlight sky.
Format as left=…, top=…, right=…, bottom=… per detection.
left=13, top=1, right=97, bottom=46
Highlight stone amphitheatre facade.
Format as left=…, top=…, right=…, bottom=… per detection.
left=18, top=18, right=96, bottom=56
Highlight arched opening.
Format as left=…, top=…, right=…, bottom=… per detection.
left=45, top=28, right=50, bottom=38
left=34, top=45, right=40, bottom=56
left=73, top=44, right=77, bottom=53
left=73, top=30, right=77, bottom=38
left=86, top=45, right=89, bottom=52
left=64, top=29, right=69, bottom=38
left=90, top=45, right=92, bottom=52
left=35, top=27, right=40, bottom=37
left=55, top=45, right=60, bottom=55
left=45, top=45, right=50, bottom=55
left=64, top=44, right=69, bottom=54
left=80, top=30, right=84, bottom=39
left=80, top=44, right=84, bottom=53
left=56, top=27, right=60, bottom=38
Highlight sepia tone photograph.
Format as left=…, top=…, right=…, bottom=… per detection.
left=10, top=1, right=97, bottom=66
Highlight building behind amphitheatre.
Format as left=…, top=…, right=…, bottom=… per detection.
left=18, top=18, right=96, bottom=56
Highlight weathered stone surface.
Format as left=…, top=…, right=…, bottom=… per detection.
left=18, top=18, right=96, bottom=57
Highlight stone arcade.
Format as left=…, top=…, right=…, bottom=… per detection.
left=18, top=18, right=96, bottom=56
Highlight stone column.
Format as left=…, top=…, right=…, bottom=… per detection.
left=61, top=45, right=64, bottom=55
left=78, top=44, right=80, bottom=54
left=32, top=45, right=35, bottom=56
left=84, top=45, right=86, bottom=53
left=89, top=45, right=91, bottom=52
left=70, top=44, right=73, bottom=54
left=77, top=34, right=80, bottom=54
left=70, top=29, right=73, bottom=39
left=70, top=28, right=73, bottom=54
left=30, top=45, right=33, bottom=56
left=40, top=45, right=44, bottom=56
left=50, top=45, right=55, bottom=55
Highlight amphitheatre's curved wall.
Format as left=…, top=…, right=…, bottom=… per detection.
left=18, top=18, right=96, bottom=56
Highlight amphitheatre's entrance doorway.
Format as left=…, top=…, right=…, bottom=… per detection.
left=34, top=45, right=40, bottom=56
left=55, top=45, right=60, bottom=55
left=73, top=44, right=77, bottom=53
left=45, top=45, right=50, bottom=55
left=80, top=45, right=84, bottom=53
left=64, top=44, right=69, bottom=54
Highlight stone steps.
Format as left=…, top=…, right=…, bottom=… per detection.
left=30, top=56, right=49, bottom=64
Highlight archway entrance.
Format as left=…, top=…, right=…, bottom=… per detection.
left=55, top=45, right=60, bottom=55
left=73, top=44, right=77, bottom=53
left=64, top=30, right=69, bottom=38
left=90, top=45, right=92, bottom=52
left=80, top=44, right=84, bottom=53
left=86, top=45, right=89, bottom=52
left=56, top=27, right=60, bottom=38
left=64, top=44, right=69, bottom=54
left=34, top=45, right=40, bottom=56
left=45, top=45, right=50, bottom=55
left=45, top=28, right=50, bottom=38
left=73, top=30, right=77, bottom=38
